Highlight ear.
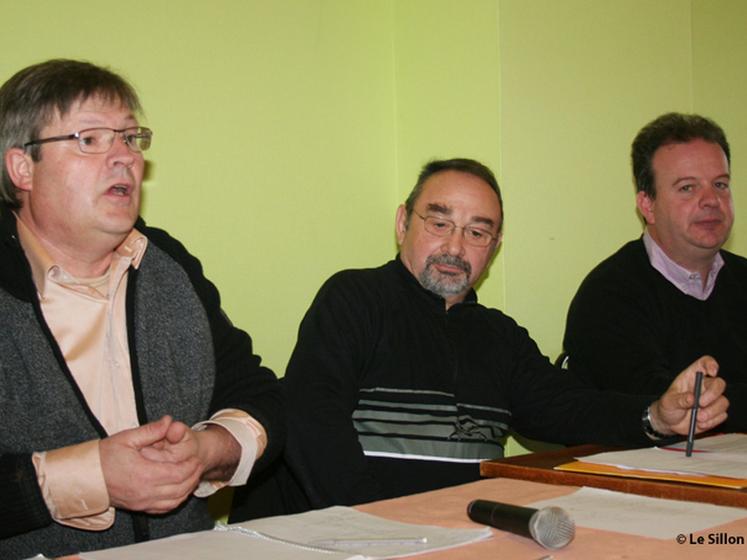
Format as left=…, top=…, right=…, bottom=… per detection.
left=395, top=204, right=408, bottom=245
left=636, top=191, right=655, bottom=225
left=493, top=231, right=503, bottom=251
left=4, top=148, right=34, bottom=192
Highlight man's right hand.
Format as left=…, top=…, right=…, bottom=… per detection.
left=99, top=416, right=202, bottom=514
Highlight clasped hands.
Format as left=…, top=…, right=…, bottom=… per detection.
left=99, top=415, right=240, bottom=514
left=648, top=355, right=729, bottom=437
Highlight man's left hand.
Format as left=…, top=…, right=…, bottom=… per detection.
left=140, top=422, right=241, bottom=482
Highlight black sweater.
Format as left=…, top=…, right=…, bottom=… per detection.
left=564, top=238, right=747, bottom=431
left=285, top=258, right=653, bottom=509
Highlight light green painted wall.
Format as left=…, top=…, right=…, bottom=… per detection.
left=2, top=1, right=746, bottom=463
left=693, top=0, right=747, bottom=252
left=0, top=1, right=399, bottom=374
left=393, top=0, right=504, bottom=310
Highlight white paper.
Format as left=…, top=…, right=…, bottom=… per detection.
left=80, top=530, right=362, bottom=560
left=79, top=506, right=491, bottom=560
left=577, top=433, right=747, bottom=479
left=528, top=487, right=747, bottom=539
left=236, top=506, right=492, bottom=558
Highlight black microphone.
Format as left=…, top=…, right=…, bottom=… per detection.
left=467, top=499, right=575, bottom=549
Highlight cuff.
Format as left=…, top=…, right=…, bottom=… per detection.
left=32, top=440, right=114, bottom=531
left=191, top=409, right=264, bottom=497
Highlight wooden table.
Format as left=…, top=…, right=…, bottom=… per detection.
left=358, top=477, right=747, bottom=559
left=480, top=444, right=747, bottom=508
left=65, top=475, right=747, bottom=559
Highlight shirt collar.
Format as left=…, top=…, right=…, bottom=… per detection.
left=16, top=215, right=148, bottom=298
left=642, top=230, right=724, bottom=301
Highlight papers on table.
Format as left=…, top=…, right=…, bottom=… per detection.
left=557, top=433, right=747, bottom=488
left=80, top=506, right=492, bottom=560
left=529, top=486, right=747, bottom=540
left=80, top=530, right=356, bottom=560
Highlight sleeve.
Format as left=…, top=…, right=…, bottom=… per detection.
left=497, top=316, right=654, bottom=448
left=0, top=454, right=52, bottom=538
left=192, top=409, right=266, bottom=496
left=284, top=273, right=386, bottom=508
left=143, top=223, right=284, bottom=472
left=33, top=442, right=113, bottom=530
left=563, top=265, right=674, bottom=395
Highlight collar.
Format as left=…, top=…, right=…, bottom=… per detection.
left=16, top=216, right=148, bottom=298
left=642, top=230, right=724, bottom=301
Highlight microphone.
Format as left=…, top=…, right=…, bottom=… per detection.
left=467, top=499, right=575, bottom=549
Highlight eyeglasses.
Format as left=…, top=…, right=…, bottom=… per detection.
left=23, top=126, right=153, bottom=154
left=413, top=211, right=498, bottom=248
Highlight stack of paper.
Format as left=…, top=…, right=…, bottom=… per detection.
left=528, top=487, right=747, bottom=539
left=556, top=433, right=747, bottom=488
left=80, top=506, right=492, bottom=559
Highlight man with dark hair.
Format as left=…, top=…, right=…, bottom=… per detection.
left=0, top=59, right=282, bottom=558
left=283, top=157, right=727, bottom=509
left=564, top=112, right=747, bottom=430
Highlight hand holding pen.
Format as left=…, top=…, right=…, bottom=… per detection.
left=646, top=355, right=728, bottom=438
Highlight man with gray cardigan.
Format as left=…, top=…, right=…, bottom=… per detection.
left=0, top=59, right=282, bottom=558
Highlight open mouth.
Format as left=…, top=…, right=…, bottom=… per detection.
left=109, top=184, right=131, bottom=196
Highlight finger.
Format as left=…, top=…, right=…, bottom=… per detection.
left=695, top=411, right=728, bottom=433
left=134, top=454, right=202, bottom=489
left=143, top=462, right=204, bottom=507
left=697, top=394, right=729, bottom=423
left=126, top=416, right=173, bottom=450
left=165, top=421, right=190, bottom=444
left=695, top=377, right=726, bottom=408
left=698, top=355, right=719, bottom=378
left=140, top=438, right=198, bottom=463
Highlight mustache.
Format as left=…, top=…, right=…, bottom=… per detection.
left=425, top=254, right=471, bottom=276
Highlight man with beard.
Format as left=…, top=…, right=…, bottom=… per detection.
left=282, top=157, right=728, bottom=509
left=564, top=113, right=747, bottom=431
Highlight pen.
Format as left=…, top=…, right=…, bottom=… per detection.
left=311, top=536, right=428, bottom=548
left=686, top=370, right=704, bottom=457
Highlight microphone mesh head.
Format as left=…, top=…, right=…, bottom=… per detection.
left=528, top=506, right=575, bottom=549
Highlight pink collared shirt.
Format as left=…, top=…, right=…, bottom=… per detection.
left=642, top=230, right=724, bottom=300
left=17, top=218, right=266, bottom=530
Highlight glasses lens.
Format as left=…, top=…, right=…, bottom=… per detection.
left=126, top=128, right=152, bottom=152
left=423, top=216, right=454, bottom=237
left=78, top=128, right=114, bottom=154
left=464, top=227, right=493, bottom=247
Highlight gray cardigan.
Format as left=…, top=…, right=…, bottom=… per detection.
left=0, top=209, right=283, bottom=559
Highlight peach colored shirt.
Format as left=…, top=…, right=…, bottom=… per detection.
left=17, top=218, right=266, bottom=530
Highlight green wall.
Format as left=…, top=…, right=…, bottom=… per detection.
left=2, top=1, right=746, bottom=458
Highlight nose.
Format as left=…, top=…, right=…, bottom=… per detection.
left=108, top=132, right=137, bottom=167
left=699, top=183, right=721, bottom=208
left=443, top=227, right=466, bottom=256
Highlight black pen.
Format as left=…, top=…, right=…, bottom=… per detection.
left=685, top=370, right=704, bottom=457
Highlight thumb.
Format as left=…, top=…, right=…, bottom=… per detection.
left=127, top=415, right=173, bottom=449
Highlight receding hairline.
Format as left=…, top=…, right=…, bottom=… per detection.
left=414, top=170, right=503, bottom=228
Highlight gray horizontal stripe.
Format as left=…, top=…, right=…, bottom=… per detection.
left=363, top=451, right=490, bottom=464
left=358, top=434, right=503, bottom=460
left=354, top=410, right=509, bottom=446
left=359, top=387, right=455, bottom=398
left=358, top=398, right=510, bottom=417
left=357, top=399, right=459, bottom=413
left=353, top=410, right=509, bottom=432
left=457, top=402, right=512, bottom=415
